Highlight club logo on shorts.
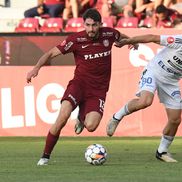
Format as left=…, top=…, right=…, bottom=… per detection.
left=171, top=91, right=181, bottom=97
left=103, top=39, right=109, bottom=47
left=68, top=94, right=77, bottom=105
left=167, top=37, right=174, bottom=44
left=61, top=40, right=66, bottom=46
left=64, top=41, right=73, bottom=51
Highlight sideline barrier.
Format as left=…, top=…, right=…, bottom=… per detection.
left=0, top=29, right=182, bottom=136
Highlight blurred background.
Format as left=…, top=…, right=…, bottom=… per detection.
left=0, top=0, right=181, bottom=137
left=0, top=0, right=181, bottom=33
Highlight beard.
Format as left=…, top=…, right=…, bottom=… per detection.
left=87, top=31, right=99, bottom=40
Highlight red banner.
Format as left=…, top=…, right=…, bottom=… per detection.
left=0, top=29, right=182, bottom=136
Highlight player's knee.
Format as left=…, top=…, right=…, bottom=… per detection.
left=170, top=117, right=181, bottom=126
left=85, top=123, right=97, bottom=132
left=139, top=98, right=153, bottom=109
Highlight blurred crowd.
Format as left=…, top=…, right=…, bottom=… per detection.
left=22, top=0, right=182, bottom=28
left=101, top=0, right=182, bottom=28
left=2, top=0, right=182, bottom=30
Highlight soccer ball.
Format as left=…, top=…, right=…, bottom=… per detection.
left=84, top=144, right=107, bottom=165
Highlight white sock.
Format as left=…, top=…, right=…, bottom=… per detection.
left=114, top=103, right=130, bottom=121
left=157, top=135, right=174, bottom=153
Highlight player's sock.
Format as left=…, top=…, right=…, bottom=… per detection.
left=42, top=131, right=59, bottom=158
left=157, top=135, right=174, bottom=153
left=114, top=103, right=130, bottom=121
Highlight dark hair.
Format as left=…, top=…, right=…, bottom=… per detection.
left=155, top=4, right=167, bottom=14
left=82, top=8, right=101, bottom=23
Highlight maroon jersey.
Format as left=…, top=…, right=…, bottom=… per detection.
left=57, top=27, right=120, bottom=91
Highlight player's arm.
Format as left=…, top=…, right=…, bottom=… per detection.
left=116, top=34, right=160, bottom=47
left=26, top=46, right=61, bottom=83
left=116, top=33, right=139, bottom=49
left=125, top=34, right=160, bottom=44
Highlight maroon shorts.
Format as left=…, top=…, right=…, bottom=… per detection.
left=61, top=79, right=107, bottom=122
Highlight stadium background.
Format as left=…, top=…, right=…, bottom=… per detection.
left=0, top=28, right=182, bottom=137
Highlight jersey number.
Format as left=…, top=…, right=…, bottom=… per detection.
left=99, top=99, right=105, bottom=113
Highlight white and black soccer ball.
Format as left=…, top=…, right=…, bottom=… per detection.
left=85, top=144, right=107, bottom=165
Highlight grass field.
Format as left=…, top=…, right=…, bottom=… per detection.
left=0, top=137, right=182, bottom=182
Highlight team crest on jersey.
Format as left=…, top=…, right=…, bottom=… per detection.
left=103, top=39, right=109, bottom=47
left=167, top=37, right=175, bottom=44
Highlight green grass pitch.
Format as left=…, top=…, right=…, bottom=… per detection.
left=0, top=137, right=182, bottom=182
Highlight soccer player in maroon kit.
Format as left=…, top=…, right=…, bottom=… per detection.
left=26, top=8, right=136, bottom=165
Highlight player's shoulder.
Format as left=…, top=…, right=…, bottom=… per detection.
left=100, top=27, right=117, bottom=33
left=160, top=35, right=182, bottom=49
left=67, top=30, right=87, bottom=43
left=100, top=27, right=119, bottom=37
left=161, top=35, right=182, bottom=44
left=101, top=27, right=120, bottom=39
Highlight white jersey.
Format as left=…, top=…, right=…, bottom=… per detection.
left=147, top=35, right=182, bottom=82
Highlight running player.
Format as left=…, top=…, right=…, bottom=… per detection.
left=26, top=8, right=137, bottom=165
left=107, top=34, right=182, bottom=162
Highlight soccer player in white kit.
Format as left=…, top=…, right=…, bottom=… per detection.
left=107, top=34, right=182, bottom=162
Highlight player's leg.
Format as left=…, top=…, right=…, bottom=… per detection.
left=156, top=108, right=181, bottom=162
left=37, top=80, right=82, bottom=165
left=163, top=108, right=181, bottom=136
left=37, top=100, right=73, bottom=165
left=84, top=96, right=105, bottom=132
left=75, top=110, right=102, bottom=134
left=75, top=109, right=85, bottom=134
left=75, top=111, right=102, bottom=134
left=107, top=91, right=154, bottom=136
left=84, top=111, right=102, bottom=132
left=75, top=102, right=103, bottom=134
left=75, top=88, right=106, bottom=134
left=115, top=90, right=154, bottom=119
left=107, top=68, right=156, bottom=136
left=76, top=95, right=105, bottom=133
left=155, top=80, right=181, bottom=162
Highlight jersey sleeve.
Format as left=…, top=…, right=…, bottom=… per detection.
left=113, top=28, right=121, bottom=42
left=160, top=35, right=182, bottom=49
left=56, top=35, right=75, bottom=55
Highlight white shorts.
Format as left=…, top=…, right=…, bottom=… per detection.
left=136, top=68, right=182, bottom=109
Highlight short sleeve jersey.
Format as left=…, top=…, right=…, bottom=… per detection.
left=148, top=35, right=182, bottom=81
left=57, top=27, right=120, bottom=91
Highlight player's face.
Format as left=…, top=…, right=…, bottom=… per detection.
left=84, top=18, right=102, bottom=39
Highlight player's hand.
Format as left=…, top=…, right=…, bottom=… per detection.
left=115, top=39, right=139, bottom=50
left=26, top=68, right=39, bottom=83
left=128, top=43, right=139, bottom=50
